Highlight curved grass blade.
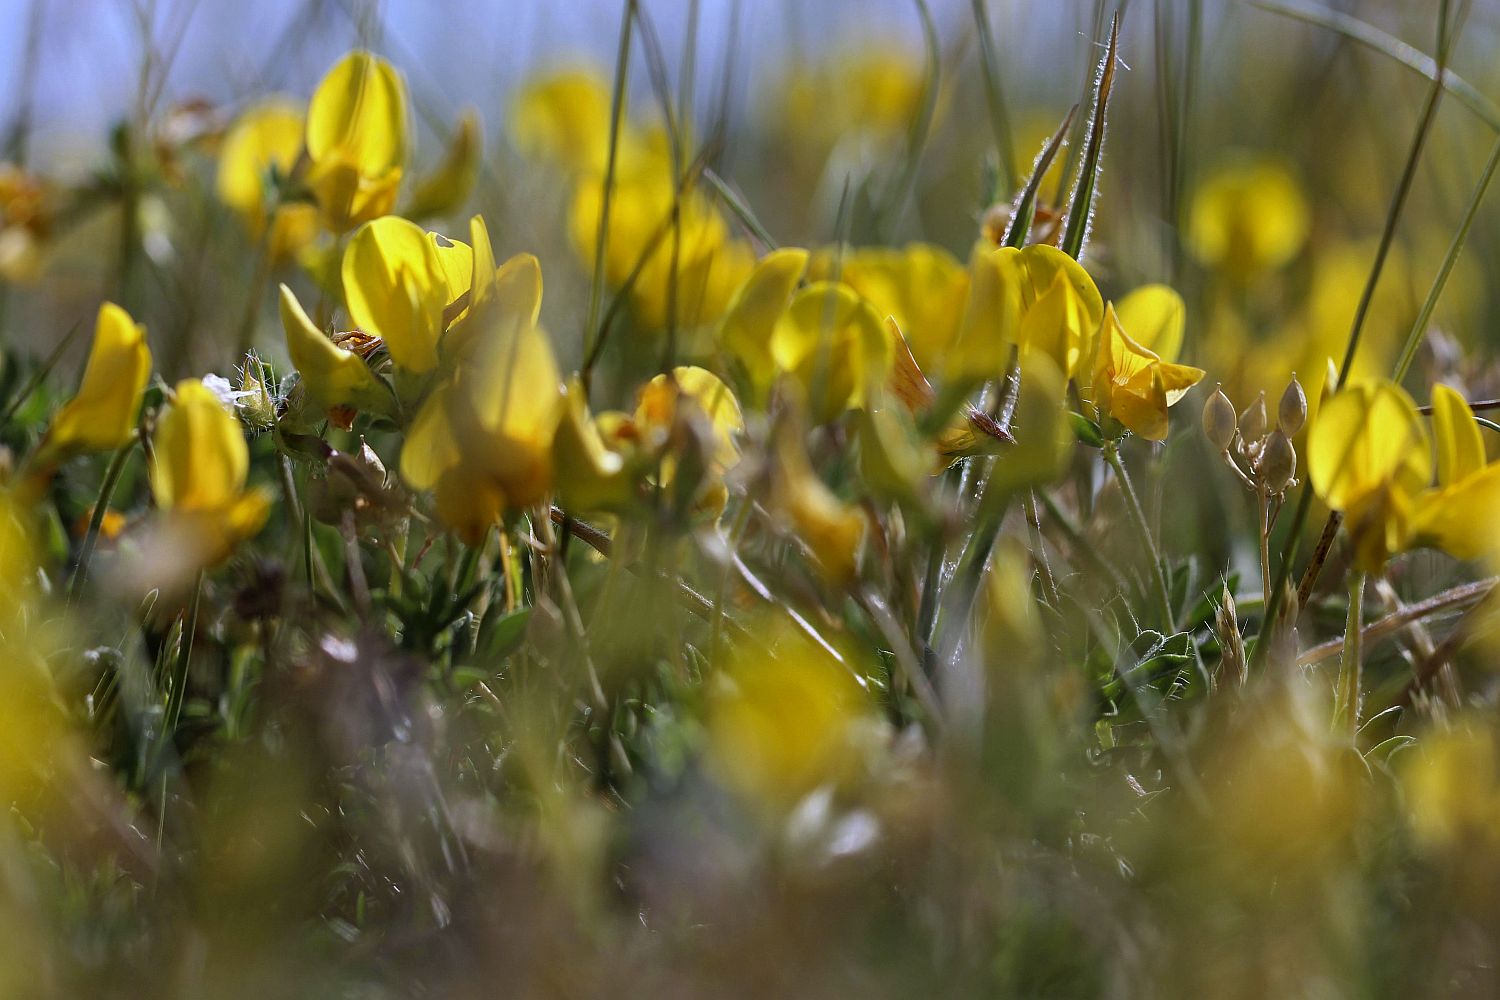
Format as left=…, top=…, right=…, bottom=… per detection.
left=1002, top=104, right=1079, bottom=248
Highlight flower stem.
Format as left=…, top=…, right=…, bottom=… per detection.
left=1334, top=570, right=1366, bottom=740
left=68, top=443, right=134, bottom=603
left=1104, top=442, right=1175, bottom=629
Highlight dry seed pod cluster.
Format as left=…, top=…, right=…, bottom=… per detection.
left=1202, top=375, right=1305, bottom=497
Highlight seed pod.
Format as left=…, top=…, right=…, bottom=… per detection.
left=1278, top=374, right=1307, bottom=435
left=1260, top=428, right=1297, bottom=492
left=1239, top=391, right=1268, bottom=442
left=1202, top=384, right=1237, bottom=450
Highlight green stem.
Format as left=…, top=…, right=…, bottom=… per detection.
left=1392, top=132, right=1500, bottom=382
left=1104, top=442, right=1175, bottom=629
left=580, top=0, right=637, bottom=391
left=68, top=443, right=134, bottom=602
left=1334, top=571, right=1366, bottom=739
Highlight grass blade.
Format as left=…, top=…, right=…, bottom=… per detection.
left=1060, top=13, right=1121, bottom=260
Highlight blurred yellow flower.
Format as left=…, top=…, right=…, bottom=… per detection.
left=305, top=51, right=408, bottom=232
left=772, top=281, right=892, bottom=422
left=403, top=108, right=482, bottom=221
left=1403, top=724, right=1500, bottom=852
left=777, top=45, right=924, bottom=150
left=1307, top=379, right=1430, bottom=572
left=38, top=302, right=151, bottom=464
left=151, top=379, right=271, bottom=565
left=216, top=99, right=319, bottom=259
left=632, top=365, right=743, bottom=517
left=719, top=246, right=810, bottom=396
left=510, top=67, right=619, bottom=174
left=770, top=414, right=866, bottom=586
left=708, top=623, right=876, bottom=811
left=1089, top=297, right=1204, bottom=441
left=835, top=243, right=967, bottom=372
left=1188, top=160, right=1309, bottom=277
left=570, top=155, right=750, bottom=332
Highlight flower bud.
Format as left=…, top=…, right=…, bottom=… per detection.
left=1278, top=374, right=1307, bottom=436
left=1260, top=428, right=1297, bottom=492
left=1238, top=391, right=1268, bottom=442
left=1202, top=384, right=1237, bottom=451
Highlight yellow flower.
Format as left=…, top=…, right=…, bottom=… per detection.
left=552, top=377, right=631, bottom=514
left=1089, top=295, right=1204, bottom=441
left=834, top=243, right=967, bottom=372
left=707, top=621, right=876, bottom=811
left=1408, top=385, right=1500, bottom=561
left=718, top=247, right=810, bottom=395
left=510, top=67, right=619, bottom=174
left=1188, top=159, right=1309, bottom=277
left=399, top=268, right=563, bottom=544
left=38, top=302, right=151, bottom=463
left=341, top=215, right=450, bottom=374
left=1402, top=723, right=1500, bottom=853
left=305, top=51, right=408, bottom=233
left=1006, top=244, right=1104, bottom=383
left=215, top=99, right=319, bottom=259
left=1307, top=379, right=1431, bottom=572
left=569, top=144, right=750, bottom=331
left=770, top=414, right=866, bottom=586
left=151, top=379, right=271, bottom=566
left=277, top=284, right=388, bottom=413
left=777, top=45, right=924, bottom=150
left=631, top=365, right=743, bottom=517
left=1114, top=283, right=1186, bottom=363
left=772, top=282, right=892, bottom=423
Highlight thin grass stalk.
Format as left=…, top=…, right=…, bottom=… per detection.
left=581, top=0, right=637, bottom=390
left=970, top=0, right=1019, bottom=195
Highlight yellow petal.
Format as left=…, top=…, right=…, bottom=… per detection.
left=1308, top=379, right=1431, bottom=516
left=342, top=216, right=447, bottom=373
left=835, top=243, right=967, bottom=370
left=216, top=99, right=305, bottom=236
left=429, top=231, right=474, bottom=316
left=278, top=284, right=386, bottom=412
left=771, top=282, right=892, bottom=421
left=1188, top=160, right=1309, bottom=275
left=44, top=302, right=152, bottom=459
left=151, top=379, right=249, bottom=512
left=719, top=247, right=809, bottom=393
left=552, top=378, right=630, bottom=513
left=403, top=108, right=481, bottom=220
left=307, top=51, right=407, bottom=178
left=510, top=68, right=616, bottom=174
left=306, top=51, right=408, bottom=231
left=1430, top=384, right=1486, bottom=488
left=399, top=380, right=463, bottom=493
left=1412, top=465, right=1500, bottom=561
left=1019, top=269, right=1091, bottom=380
left=1115, top=283, right=1186, bottom=363
left=773, top=417, right=866, bottom=586
left=947, top=245, right=1021, bottom=384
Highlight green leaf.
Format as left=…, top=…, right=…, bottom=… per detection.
left=1068, top=411, right=1105, bottom=448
